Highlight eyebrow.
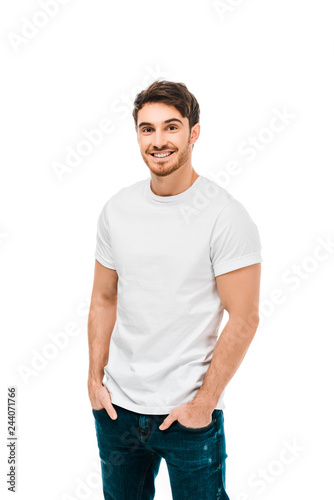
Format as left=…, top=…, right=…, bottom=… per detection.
left=138, top=118, right=183, bottom=129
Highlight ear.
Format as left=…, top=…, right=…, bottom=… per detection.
left=190, top=123, right=200, bottom=145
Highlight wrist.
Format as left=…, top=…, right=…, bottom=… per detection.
left=192, top=393, right=217, bottom=413
left=87, top=377, right=103, bottom=390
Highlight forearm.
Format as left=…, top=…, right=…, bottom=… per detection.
left=87, top=293, right=117, bottom=387
left=193, top=314, right=259, bottom=411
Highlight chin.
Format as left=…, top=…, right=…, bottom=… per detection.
left=152, top=164, right=181, bottom=178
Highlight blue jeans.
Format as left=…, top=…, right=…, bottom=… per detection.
left=92, top=403, right=230, bottom=499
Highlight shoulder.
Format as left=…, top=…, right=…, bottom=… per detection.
left=198, top=175, right=241, bottom=213
left=99, top=177, right=148, bottom=213
left=197, top=176, right=258, bottom=229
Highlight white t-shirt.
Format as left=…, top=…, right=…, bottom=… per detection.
left=95, top=174, right=263, bottom=414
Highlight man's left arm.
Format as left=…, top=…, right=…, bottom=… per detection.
left=159, top=262, right=261, bottom=430
left=192, top=262, right=261, bottom=412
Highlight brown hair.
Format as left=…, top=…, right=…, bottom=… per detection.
left=132, top=79, right=200, bottom=132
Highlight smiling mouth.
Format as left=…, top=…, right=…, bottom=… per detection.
left=150, top=151, right=175, bottom=158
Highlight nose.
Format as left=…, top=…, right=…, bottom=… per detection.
left=152, top=129, right=167, bottom=150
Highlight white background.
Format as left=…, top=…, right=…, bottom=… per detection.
left=1, top=1, right=333, bottom=499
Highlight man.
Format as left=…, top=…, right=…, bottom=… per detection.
left=87, top=80, right=263, bottom=500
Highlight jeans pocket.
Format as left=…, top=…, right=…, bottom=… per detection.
left=92, top=407, right=106, bottom=413
left=175, top=411, right=217, bottom=432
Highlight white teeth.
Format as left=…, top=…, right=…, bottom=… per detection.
left=153, top=152, right=173, bottom=157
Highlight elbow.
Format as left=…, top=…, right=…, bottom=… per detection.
left=227, top=310, right=260, bottom=344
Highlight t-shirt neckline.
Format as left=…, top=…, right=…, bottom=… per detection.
left=146, top=175, right=203, bottom=204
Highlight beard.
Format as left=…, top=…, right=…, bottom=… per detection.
left=141, top=136, right=191, bottom=178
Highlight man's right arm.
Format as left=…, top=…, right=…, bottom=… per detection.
left=87, top=259, right=118, bottom=419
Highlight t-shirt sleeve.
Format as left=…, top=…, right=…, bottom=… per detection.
left=210, top=199, right=263, bottom=277
left=95, top=202, right=116, bottom=270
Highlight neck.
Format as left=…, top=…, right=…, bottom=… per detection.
left=150, top=168, right=199, bottom=197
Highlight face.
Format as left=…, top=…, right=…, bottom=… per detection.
left=136, top=102, right=200, bottom=177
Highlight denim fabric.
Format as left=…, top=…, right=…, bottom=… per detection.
left=92, top=403, right=230, bottom=499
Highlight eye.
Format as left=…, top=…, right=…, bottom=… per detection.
left=168, top=125, right=177, bottom=130
left=142, top=127, right=152, bottom=133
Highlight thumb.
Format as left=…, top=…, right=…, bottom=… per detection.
left=159, top=413, right=176, bottom=431
left=102, top=386, right=118, bottom=420
left=105, top=401, right=118, bottom=420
